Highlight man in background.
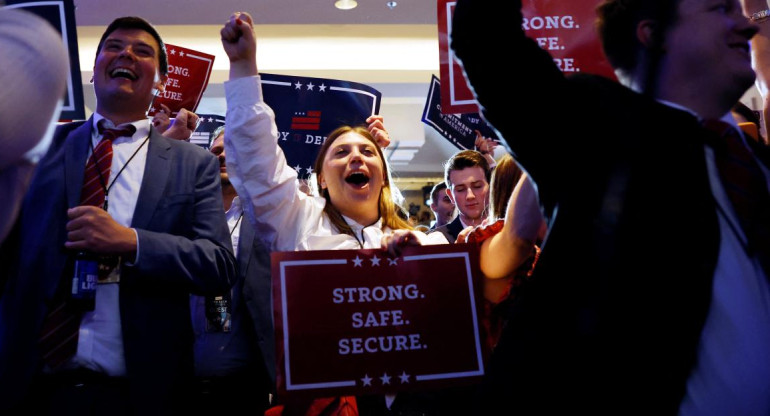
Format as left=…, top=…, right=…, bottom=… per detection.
left=428, top=181, right=456, bottom=230
left=432, top=150, right=491, bottom=242
left=190, top=127, right=275, bottom=414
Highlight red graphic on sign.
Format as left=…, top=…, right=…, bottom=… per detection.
left=271, top=244, right=484, bottom=400
left=437, top=0, right=616, bottom=114
left=291, top=110, right=322, bottom=130
left=149, top=43, right=215, bottom=117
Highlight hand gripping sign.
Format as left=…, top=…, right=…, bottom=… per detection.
left=272, top=244, right=484, bottom=400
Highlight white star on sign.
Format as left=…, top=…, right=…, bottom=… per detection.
left=361, top=374, right=372, bottom=386
left=306, top=82, right=315, bottom=91
left=294, top=165, right=302, bottom=173
left=353, top=256, right=363, bottom=267
left=370, top=255, right=380, bottom=266
left=306, top=166, right=314, bottom=175
left=399, top=371, right=410, bottom=384
left=388, top=258, right=398, bottom=266
left=380, top=372, right=391, bottom=385
left=294, top=81, right=302, bottom=90
left=208, top=117, right=214, bottom=123
left=319, top=83, right=327, bottom=92
left=170, top=49, right=176, bottom=55
left=179, top=51, right=185, bottom=57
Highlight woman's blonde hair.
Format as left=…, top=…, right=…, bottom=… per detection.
left=312, top=125, right=412, bottom=235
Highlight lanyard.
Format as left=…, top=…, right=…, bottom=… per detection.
left=88, top=133, right=150, bottom=211
left=229, top=212, right=244, bottom=237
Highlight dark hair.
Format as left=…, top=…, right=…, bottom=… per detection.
left=95, top=16, right=168, bottom=76
left=595, top=0, right=678, bottom=77
left=313, top=125, right=411, bottom=235
left=429, top=182, right=448, bottom=205
left=443, top=150, right=491, bottom=186
left=209, top=126, right=226, bottom=147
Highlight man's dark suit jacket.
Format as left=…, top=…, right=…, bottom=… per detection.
left=0, top=118, right=237, bottom=414
left=450, top=0, right=770, bottom=413
left=235, top=218, right=276, bottom=384
left=212, top=221, right=276, bottom=384
left=431, top=216, right=464, bottom=244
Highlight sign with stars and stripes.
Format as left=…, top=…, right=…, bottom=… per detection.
left=149, top=43, right=215, bottom=118
left=271, top=244, right=484, bottom=400
left=189, top=113, right=225, bottom=150
left=260, top=73, right=381, bottom=180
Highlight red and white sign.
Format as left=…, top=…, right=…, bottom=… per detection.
left=272, top=244, right=484, bottom=399
left=438, top=0, right=616, bottom=114
left=149, top=43, right=215, bottom=116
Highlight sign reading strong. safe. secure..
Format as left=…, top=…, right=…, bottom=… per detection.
left=272, top=244, right=484, bottom=398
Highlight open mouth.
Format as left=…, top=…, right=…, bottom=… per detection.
left=345, top=172, right=370, bottom=187
left=110, top=67, right=137, bottom=80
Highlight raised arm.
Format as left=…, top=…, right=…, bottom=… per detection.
left=479, top=173, right=544, bottom=301
left=220, top=12, right=325, bottom=251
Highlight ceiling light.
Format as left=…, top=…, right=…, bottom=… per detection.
left=335, top=0, right=358, bottom=10
left=387, top=1, right=397, bottom=10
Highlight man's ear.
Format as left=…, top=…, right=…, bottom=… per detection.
left=636, top=19, right=661, bottom=50
left=445, top=187, right=455, bottom=204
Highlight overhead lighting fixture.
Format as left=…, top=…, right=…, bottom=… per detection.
left=387, top=1, right=397, bottom=10
left=335, top=0, right=358, bottom=10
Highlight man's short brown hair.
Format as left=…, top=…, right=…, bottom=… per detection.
left=96, top=16, right=168, bottom=77
left=443, top=150, right=491, bottom=186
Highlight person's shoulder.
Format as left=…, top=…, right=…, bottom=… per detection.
left=54, top=120, right=88, bottom=137
left=431, top=223, right=449, bottom=234
left=155, top=131, right=211, bottom=156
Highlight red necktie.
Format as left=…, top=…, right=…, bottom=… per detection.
left=80, top=122, right=136, bottom=207
left=38, top=121, right=136, bottom=369
left=703, top=119, right=770, bottom=276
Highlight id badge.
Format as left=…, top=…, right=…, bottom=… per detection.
left=205, top=295, right=232, bottom=333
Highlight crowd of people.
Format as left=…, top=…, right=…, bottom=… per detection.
left=1, top=0, right=769, bottom=414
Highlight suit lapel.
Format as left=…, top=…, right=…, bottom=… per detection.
left=132, top=130, right=171, bottom=229
left=449, top=217, right=464, bottom=238
left=64, top=118, right=94, bottom=208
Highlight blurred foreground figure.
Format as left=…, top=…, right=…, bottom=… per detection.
left=452, top=0, right=770, bottom=414
left=0, top=8, right=68, bottom=243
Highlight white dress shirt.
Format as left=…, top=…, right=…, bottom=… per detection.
left=71, top=114, right=150, bottom=376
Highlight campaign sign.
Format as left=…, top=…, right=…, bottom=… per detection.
left=437, top=0, right=477, bottom=115
left=422, top=75, right=499, bottom=150
left=149, top=43, right=215, bottom=117
left=272, top=244, right=484, bottom=399
left=261, top=73, right=381, bottom=179
left=437, top=0, right=616, bottom=115
left=4, top=0, right=85, bottom=121
left=190, top=113, right=226, bottom=150
left=520, top=0, right=616, bottom=80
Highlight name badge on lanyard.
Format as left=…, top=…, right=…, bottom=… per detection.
left=205, top=294, right=232, bottom=333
